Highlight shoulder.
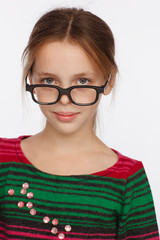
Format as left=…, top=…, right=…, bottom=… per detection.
left=0, top=136, right=23, bottom=163
left=0, top=136, right=17, bottom=151
left=111, top=148, right=144, bottom=180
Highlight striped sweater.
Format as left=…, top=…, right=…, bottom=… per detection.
left=0, top=136, right=159, bottom=240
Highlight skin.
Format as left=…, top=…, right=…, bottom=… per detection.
left=21, top=40, right=118, bottom=175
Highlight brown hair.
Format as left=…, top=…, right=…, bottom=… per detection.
left=22, top=7, right=118, bottom=131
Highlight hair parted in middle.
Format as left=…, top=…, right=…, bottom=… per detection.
left=22, top=7, right=118, bottom=86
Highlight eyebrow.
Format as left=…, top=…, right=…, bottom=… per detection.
left=37, top=72, right=96, bottom=78
left=73, top=72, right=96, bottom=77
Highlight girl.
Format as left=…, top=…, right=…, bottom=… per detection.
left=0, top=7, right=159, bottom=240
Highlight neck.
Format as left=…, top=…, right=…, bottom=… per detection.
left=37, top=120, right=98, bottom=155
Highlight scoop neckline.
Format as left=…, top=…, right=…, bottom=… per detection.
left=16, top=135, right=123, bottom=178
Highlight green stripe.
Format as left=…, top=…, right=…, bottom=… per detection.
left=118, top=219, right=158, bottom=234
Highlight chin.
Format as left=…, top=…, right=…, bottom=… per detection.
left=47, top=120, right=81, bottom=135
left=55, top=126, right=82, bottom=136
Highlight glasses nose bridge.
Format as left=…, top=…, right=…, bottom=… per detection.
left=59, top=87, right=72, bottom=101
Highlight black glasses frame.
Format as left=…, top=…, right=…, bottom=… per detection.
left=25, top=74, right=111, bottom=106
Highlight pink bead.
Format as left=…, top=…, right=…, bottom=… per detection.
left=18, top=201, right=24, bottom=208
left=52, top=218, right=58, bottom=225
left=30, top=209, right=36, bottom=215
left=26, top=202, right=33, bottom=209
left=22, top=183, right=29, bottom=189
left=51, top=227, right=58, bottom=234
left=64, top=225, right=72, bottom=232
left=21, top=188, right=26, bottom=195
left=43, top=216, right=50, bottom=223
left=58, top=233, right=65, bottom=239
left=27, top=192, right=33, bottom=199
left=8, top=189, right=14, bottom=195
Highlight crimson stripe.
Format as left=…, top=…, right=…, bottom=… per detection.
left=0, top=230, right=55, bottom=239
left=0, top=221, right=50, bottom=233
left=0, top=221, right=116, bottom=237
left=0, top=222, right=117, bottom=240
left=0, top=234, right=20, bottom=240
left=123, top=231, right=159, bottom=240
left=0, top=221, right=116, bottom=239
left=0, top=230, right=116, bottom=240
left=0, top=233, right=7, bottom=239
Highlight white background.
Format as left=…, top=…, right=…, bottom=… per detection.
left=0, top=0, right=159, bottom=229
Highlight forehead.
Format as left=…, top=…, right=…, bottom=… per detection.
left=33, top=40, right=102, bottom=75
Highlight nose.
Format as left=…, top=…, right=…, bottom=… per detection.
left=59, top=94, right=71, bottom=105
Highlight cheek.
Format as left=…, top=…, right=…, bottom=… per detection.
left=84, top=101, right=100, bottom=118
left=39, top=105, right=50, bottom=118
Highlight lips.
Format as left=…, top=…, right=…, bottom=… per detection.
left=54, top=112, right=79, bottom=116
left=53, top=112, right=80, bottom=122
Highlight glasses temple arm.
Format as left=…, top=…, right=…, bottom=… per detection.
left=104, top=73, right=112, bottom=90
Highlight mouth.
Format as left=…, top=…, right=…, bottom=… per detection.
left=53, top=112, right=80, bottom=122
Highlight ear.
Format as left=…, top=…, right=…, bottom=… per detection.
left=103, top=83, right=112, bottom=95
left=103, top=74, right=114, bottom=96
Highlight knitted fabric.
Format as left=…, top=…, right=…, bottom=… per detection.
left=0, top=136, right=159, bottom=239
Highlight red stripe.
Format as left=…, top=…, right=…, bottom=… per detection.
left=123, top=231, right=159, bottom=240
left=0, top=221, right=50, bottom=233
left=0, top=221, right=116, bottom=239
left=0, top=232, right=6, bottom=239
left=0, top=234, right=21, bottom=240
left=0, top=230, right=55, bottom=239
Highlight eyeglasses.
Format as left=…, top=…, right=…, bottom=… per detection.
left=25, top=74, right=111, bottom=106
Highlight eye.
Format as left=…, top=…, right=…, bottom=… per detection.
left=43, top=78, right=55, bottom=84
left=77, top=78, right=89, bottom=85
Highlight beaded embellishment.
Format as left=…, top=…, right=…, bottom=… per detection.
left=8, top=183, right=72, bottom=239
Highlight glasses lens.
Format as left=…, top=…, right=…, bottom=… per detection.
left=33, top=86, right=59, bottom=104
left=71, top=88, right=97, bottom=105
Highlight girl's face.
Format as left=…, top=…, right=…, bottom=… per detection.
left=30, top=40, right=111, bottom=135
